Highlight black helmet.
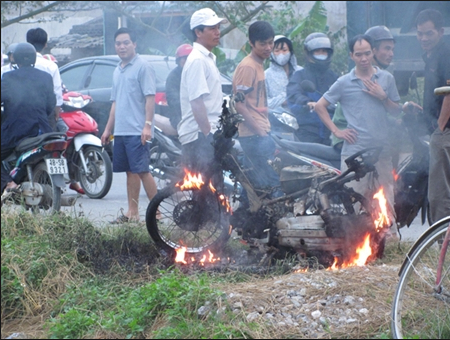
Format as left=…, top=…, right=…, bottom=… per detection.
left=365, top=25, right=394, bottom=42
left=304, top=32, right=333, bottom=66
left=6, top=43, right=19, bottom=57
left=13, top=42, right=36, bottom=67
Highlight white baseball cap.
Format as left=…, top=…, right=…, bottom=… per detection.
left=190, top=8, right=227, bottom=30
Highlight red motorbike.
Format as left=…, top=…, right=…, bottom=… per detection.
left=59, top=91, right=112, bottom=199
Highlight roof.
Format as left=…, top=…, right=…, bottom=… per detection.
left=47, top=33, right=103, bottom=49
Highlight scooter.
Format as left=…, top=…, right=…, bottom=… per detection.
left=1, top=132, right=73, bottom=213
left=59, top=91, right=113, bottom=199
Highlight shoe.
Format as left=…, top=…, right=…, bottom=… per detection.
left=109, top=214, right=129, bottom=224
left=69, top=183, right=85, bottom=195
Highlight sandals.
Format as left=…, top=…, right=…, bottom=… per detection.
left=69, top=183, right=85, bottom=195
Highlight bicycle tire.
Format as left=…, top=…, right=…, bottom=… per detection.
left=146, top=185, right=232, bottom=257
left=391, top=216, right=450, bottom=339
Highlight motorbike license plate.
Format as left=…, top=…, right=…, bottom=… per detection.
left=45, top=158, right=68, bottom=175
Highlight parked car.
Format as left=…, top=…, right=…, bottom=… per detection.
left=59, top=54, right=232, bottom=155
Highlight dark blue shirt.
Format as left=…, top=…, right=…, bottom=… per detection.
left=1, top=66, right=55, bottom=148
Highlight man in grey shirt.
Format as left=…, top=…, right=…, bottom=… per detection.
left=315, top=34, right=402, bottom=233
left=101, top=27, right=157, bottom=224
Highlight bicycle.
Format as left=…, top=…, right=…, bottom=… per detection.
left=391, top=215, right=450, bottom=339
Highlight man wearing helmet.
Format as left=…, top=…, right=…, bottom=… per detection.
left=1, top=42, right=56, bottom=194
left=1, top=43, right=19, bottom=78
left=165, top=43, right=193, bottom=133
left=287, top=32, right=338, bottom=145
left=265, top=35, right=302, bottom=112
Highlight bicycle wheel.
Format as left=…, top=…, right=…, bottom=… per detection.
left=391, top=216, right=450, bottom=339
left=146, top=185, right=232, bottom=256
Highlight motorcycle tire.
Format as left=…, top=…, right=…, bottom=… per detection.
left=146, top=185, right=232, bottom=257
left=78, top=146, right=113, bottom=199
left=31, top=162, right=62, bottom=214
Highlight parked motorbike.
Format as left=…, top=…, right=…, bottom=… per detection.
left=1, top=132, right=71, bottom=214
left=59, top=91, right=113, bottom=199
left=146, top=92, right=389, bottom=266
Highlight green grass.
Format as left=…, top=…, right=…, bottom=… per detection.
left=1, top=210, right=254, bottom=339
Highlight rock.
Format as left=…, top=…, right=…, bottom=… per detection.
left=311, top=310, right=322, bottom=319
left=246, top=311, right=260, bottom=322
left=359, top=308, right=369, bottom=314
left=197, top=305, right=210, bottom=318
left=343, top=296, right=355, bottom=305
left=233, top=301, right=244, bottom=309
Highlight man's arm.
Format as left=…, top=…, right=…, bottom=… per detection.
left=362, top=78, right=401, bottom=116
left=190, top=96, right=211, bottom=136
left=438, top=94, right=450, bottom=131
left=235, top=99, right=268, bottom=136
left=142, top=95, right=155, bottom=145
left=101, top=102, right=115, bottom=146
left=315, top=97, right=358, bottom=144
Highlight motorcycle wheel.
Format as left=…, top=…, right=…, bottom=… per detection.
left=78, top=146, right=113, bottom=199
left=146, top=185, right=232, bottom=256
left=31, top=162, right=61, bottom=214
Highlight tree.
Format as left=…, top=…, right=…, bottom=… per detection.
left=1, top=1, right=101, bottom=28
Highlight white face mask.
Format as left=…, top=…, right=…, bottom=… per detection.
left=313, top=54, right=328, bottom=61
left=273, top=52, right=291, bottom=66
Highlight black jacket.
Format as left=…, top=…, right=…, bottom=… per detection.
left=422, top=40, right=450, bottom=132
left=286, top=62, right=338, bottom=137
left=1, top=66, right=55, bottom=148
left=165, top=65, right=183, bottom=130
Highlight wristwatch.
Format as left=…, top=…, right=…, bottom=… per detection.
left=145, top=120, right=152, bottom=127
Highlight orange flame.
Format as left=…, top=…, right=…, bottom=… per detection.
left=327, top=234, right=373, bottom=270
left=174, top=247, right=224, bottom=266
left=175, top=246, right=187, bottom=264
left=354, top=234, right=372, bottom=266
left=176, top=169, right=204, bottom=190
left=392, top=169, right=399, bottom=182
left=373, top=187, right=390, bottom=232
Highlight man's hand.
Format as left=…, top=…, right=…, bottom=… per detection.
left=333, top=128, right=358, bottom=144
left=362, top=79, right=387, bottom=101
left=101, top=129, right=112, bottom=146
left=141, top=124, right=152, bottom=145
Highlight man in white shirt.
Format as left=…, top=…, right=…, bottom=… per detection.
left=178, top=8, right=227, bottom=183
left=26, top=28, right=63, bottom=130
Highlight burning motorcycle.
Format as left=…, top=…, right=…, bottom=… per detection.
left=146, top=92, right=391, bottom=267
left=59, top=91, right=113, bottom=199
left=1, top=132, right=70, bottom=214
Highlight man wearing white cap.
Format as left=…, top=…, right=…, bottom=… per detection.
left=178, top=8, right=227, bottom=184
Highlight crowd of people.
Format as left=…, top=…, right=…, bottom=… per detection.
left=1, top=7, right=448, bottom=230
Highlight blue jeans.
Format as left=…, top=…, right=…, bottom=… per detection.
left=238, top=135, right=282, bottom=197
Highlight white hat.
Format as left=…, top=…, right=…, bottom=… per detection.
left=190, top=8, right=227, bottom=30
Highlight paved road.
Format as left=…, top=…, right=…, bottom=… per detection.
left=61, top=172, right=430, bottom=242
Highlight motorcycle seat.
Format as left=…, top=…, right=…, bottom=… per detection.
left=272, top=135, right=341, bottom=162
left=15, top=132, right=67, bottom=153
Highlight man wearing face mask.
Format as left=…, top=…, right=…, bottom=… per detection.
left=287, top=32, right=338, bottom=145
left=265, top=35, right=302, bottom=112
